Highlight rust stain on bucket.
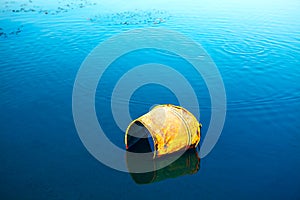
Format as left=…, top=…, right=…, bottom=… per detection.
left=125, top=104, right=201, bottom=157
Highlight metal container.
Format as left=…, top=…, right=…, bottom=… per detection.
left=125, top=104, right=201, bottom=157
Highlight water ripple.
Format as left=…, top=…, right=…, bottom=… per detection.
left=222, top=41, right=266, bottom=55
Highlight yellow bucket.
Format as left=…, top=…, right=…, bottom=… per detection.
left=125, top=104, right=201, bottom=157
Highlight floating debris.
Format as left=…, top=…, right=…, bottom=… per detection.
left=126, top=104, right=201, bottom=157
left=0, top=1, right=171, bottom=39
left=2, top=0, right=97, bottom=15
left=0, top=0, right=99, bottom=38
left=89, top=9, right=171, bottom=26
left=0, top=24, right=23, bottom=38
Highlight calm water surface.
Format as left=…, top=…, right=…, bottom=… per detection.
left=1, top=0, right=300, bottom=199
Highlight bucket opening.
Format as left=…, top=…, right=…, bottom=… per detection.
left=126, top=121, right=155, bottom=154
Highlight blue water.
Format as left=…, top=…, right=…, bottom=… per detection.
left=1, top=0, right=300, bottom=199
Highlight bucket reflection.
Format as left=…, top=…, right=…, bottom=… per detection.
left=126, top=139, right=200, bottom=184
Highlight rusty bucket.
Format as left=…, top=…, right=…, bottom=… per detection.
left=125, top=104, right=201, bottom=158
